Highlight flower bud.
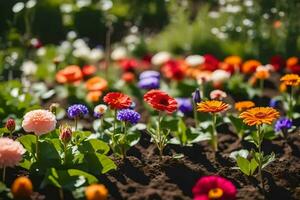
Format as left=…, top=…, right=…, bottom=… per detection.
left=192, top=88, right=201, bottom=104
left=6, top=118, right=16, bottom=132
left=59, top=124, right=72, bottom=144
left=49, top=103, right=59, bottom=115
left=85, top=184, right=108, bottom=200
left=11, top=176, right=33, bottom=200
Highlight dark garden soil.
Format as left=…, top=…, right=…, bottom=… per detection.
left=96, top=128, right=300, bottom=200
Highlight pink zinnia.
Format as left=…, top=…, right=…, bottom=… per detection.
left=0, top=138, right=25, bottom=168
left=210, top=90, right=227, bottom=100
left=193, top=175, right=236, bottom=200
left=22, top=109, right=57, bottom=136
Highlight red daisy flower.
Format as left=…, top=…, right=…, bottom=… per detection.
left=103, top=92, right=132, bottom=110
left=193, top=175, right=236, bottom=200
left=144, top=90, right=178, bottom=113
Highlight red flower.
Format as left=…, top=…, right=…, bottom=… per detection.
left=161, top=60, right=186, bottom=81
left=122, top=72, right=135, bottom=83
left=144, top=90, right=178, bottom=113
left=118, top=58, right=139, bottom=71
left=270, top=55, right=284, bottom=71
left=202, top=54, right=220, bottom=71
left=103, top=92, right=132, bottom=109
left=193, top=176, right=236, bottom=200
left=82, top=65, right=97, bottom=76
left=286, top=57, right=300, bottom=74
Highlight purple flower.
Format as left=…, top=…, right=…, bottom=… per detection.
left=138, top=77, right=160, bottom=89
left=139, top=70, right=160, bottom=79
left=67, top=104, right=89, bottom=119
left=176, top=98, right=193, bottom=114
left=117, top=109, right=141, bottom=124
left=269, top=99, right=280, bottom=108
left=275, top=117, right=292, bottom=132
left=192, top=88, right=201, bottom=104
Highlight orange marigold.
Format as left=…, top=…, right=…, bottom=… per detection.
left=85, top=77, right=108, bottom=91
left=197, top=100, right=229, bottom=113
left=242, top=60, right=261, bottom=74
left=280, top=74, right=300, bottom=86
left=254, top=68, right=270, bottom=80
left=85, top=184, right=108, bottom=200
left=286, top=57, right=298, bottom=68
left=224, top=55, right=242, bottom=66
left=235, top=101, right=255, bottom=112
left=239, top=107, right=279, bottom=126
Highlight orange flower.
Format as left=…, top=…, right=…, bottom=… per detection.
left=85, top=77, right=108, bottom=91
left=254, top=68, right=270, bottom=80
left=224, top=56, right=242, bottom=67
left=11, top=176, right=33, bottom=200
left=239, top=107, right=279, bottom=126
left=85, top=184, right=108, bottom=200
left=82, top=65, right=97, bottom=76
left=87, top=91, right=102, bottom=102
left=287, top=57, right=298, bottom=68
left=242, top=60, right=261, bottom=74
left=122, top=72, right=135, bottom=83
left=279, top=82, right=287, bottom=92
left=56, top=65, right=83, bottom=84
left=235, top=101, right=255, bottom=112
left=280, top=74, right=300, bottom=86
left=197, top=100, right=229, bottom=113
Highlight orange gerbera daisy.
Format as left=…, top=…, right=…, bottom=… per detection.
left=235, top=101, right=255, bottom=112
left=280, top=74, right=300, bottom=86
left=197, top=100, right=229, bottom=113
left=239, top=107, right=279, bottom=126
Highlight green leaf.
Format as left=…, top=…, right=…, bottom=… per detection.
left=79, top=139, right=110, bottom=155
left=17, top=134, right=36, bottom=154
left=41, top=168, right=98, bottom=191
left=161, top=118, right=179, bottom=131
left=81, top=153, right=117, bottom=174
left=228, top=114, right=244, bottom=133
left=250, top=159, right=258, bottom=175
left=236, top=156, right=251, bottom=176
left=262, top=153, right=275, bottom=169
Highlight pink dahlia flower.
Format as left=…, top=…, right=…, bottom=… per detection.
left=0, top=138, right=25, bottom=168
left=22, top=109, right=57, bottom=136
left=193, top=175, right=236, bottom=200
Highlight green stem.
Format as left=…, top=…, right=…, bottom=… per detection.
left=122, top=122, right=127, bottom=160
left=257, top=125, right=265, bottom=191
left=288, top=87, right=294, bottom=119
left=211, top=114, right=218, bottom=152
left=113, top=109, right=117, bottom=143
left=36, top=135, right=39, bottom=161
left=193, top=102, right=199, bottom=128
left=157, top=112, right=163, bottom=160
left=2, top=167, right=6, bottom=182
left=63, top=144, right=67, bottom=165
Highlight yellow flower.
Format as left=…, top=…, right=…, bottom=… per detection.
left=235, top=101, right=255, bottom=112
left=239, top=107, right=279, bottom=126
left=280, top=74, right=300, bottom=86
left=197, top=100, right=229, bottom=113
left=85, top=184, right=108, bottom=200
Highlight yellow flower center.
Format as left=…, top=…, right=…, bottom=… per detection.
left=208, top=188, right=223, bottom=199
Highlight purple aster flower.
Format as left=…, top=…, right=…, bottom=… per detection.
left=176, top=98, right=193, bottom=114
left=67, top=104, right=89, bottom=119
left=139, top=70, right=160, bottom=79
left=192, top=88, right=201, bottom=104
left=275, top=117, right=292, bottom=132
left=138, top=77, right=160, bottom=89
left=269, top=99, right=280, bottom=108
left=117, top=109, right=141, bottom=124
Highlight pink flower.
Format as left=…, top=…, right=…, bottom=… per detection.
left=193, top=175, right=236, bottom=200
left=22, top=109, right=57, bottom=136
left=210, top=90, right=227, bottom=100
left=0, top=138, right=25, bottom=168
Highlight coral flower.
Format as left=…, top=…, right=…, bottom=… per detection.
left=193, top=175, right=236, bottom=200
left=235, top=101, right=255, bottom=112
left=85, top=77, right=108, bottom=91
left=161, top=60, right=186, bottom=81
left=122, top=72, right=135, bottom=83
left=22, top=109, right=57, bottom=136
left=87, top=91, right=102, bottom=102
left=103, top=92, right=132, bottom=110
left=85, top=184, right=108, bottom=200
left=280, top=74, right=300, bottom=86
left=254, top=66, right=270, bottom=80
left=239, top=107, right=280, bottom=126
left=144, top=90, right=178, bottom=114
left=210, top=90, right=227, bottom=100
left=286, top=57, right=300, bottom=74
left=82, top=65, right=97, bottom=76
left=56, top=65, right=83, bottom=84
left=0, top=138, right=25, bottom=168
left=11, top=176, right=33, bottom=200
left=197, top=100, right=229, bottom=113
left=242, top=60, right=261, bottom=74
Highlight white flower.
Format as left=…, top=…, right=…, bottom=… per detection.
left=257, top=64, right=274, bottom=72
left=151, top=51, right=171, bottom=66
left=210, top=89, right=227, bottom=100
left=185, top=55, right=204, bottom=67
left=94, top=104, right=108, bottom=115
left=26, top=0, right=37, bottom=9
left=67, top=31, right=77, bottom=40
left=21, top=60, right=37, bottom=76
left=36, top=47, right=46, bottom=57
left=12, top=2, right=24, bottom=13
left=59, top=41, right=72, bottom=54
left=73, top=47, right=90, bottom=60
left=211, top=69, right=231, bottom=83
left=88, top=48, right=104, bottom=63
left=111, top=47, right=127, bottom=61
left=73, top=39, right=88, bottom=49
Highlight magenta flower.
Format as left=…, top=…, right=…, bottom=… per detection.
left=193, top=175, right=236, bottom=200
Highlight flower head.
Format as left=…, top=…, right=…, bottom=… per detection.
left=193, top=175, right=236, bottom=200
left=197, top=100, right=229, bottom=113
left=11, top=176, right=33, bottom=200
left=144, top=90, right=178, bottom=114
left=56, top=65, right=83, bottom=84
left=254, top=66, right=270, bottom=80
left=122, top=72, right=135, bottom=83
left=59, top=124, right=72, bottom=144
left=67, top=104, right=89, bottom=119
left=239, top=107, right=280, bottom=126
left=82, top=65, right=97, bottom=76
left=280, top=74, right=300, bottom=86
left=151, top=51, right=171, bottom=66
left=22, top=109, right=57, bottom=136
left=85, top=184, right=108, bottom=200
left=85, top=77, right=108, bottom=91
left=185, top=55, right=205, bottom=67
left=286, top=57, right=300, bottom=74
left=275, top=117, right=292, bottom=132
left=176, top=98, right=193, bottom=114
left=103, top=92, right=132, bottom=110
left=117, top=109, right=141, bottom=124
left=0, top=138, right=25, bottom=168
left=6, top=118, right=16, bottom=132
left=94, top=104, right=108, bottom=118
left=210, top=90, right=227, bottom=100
left=242, top=60, right=261, bottom=74
left=139, top=70, right=160, bottom=79
left=192, top=88, right=201, bottom=104
left=138, top=77, right=160, bottom=90
left=235, top=101, right=255, bottom=112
